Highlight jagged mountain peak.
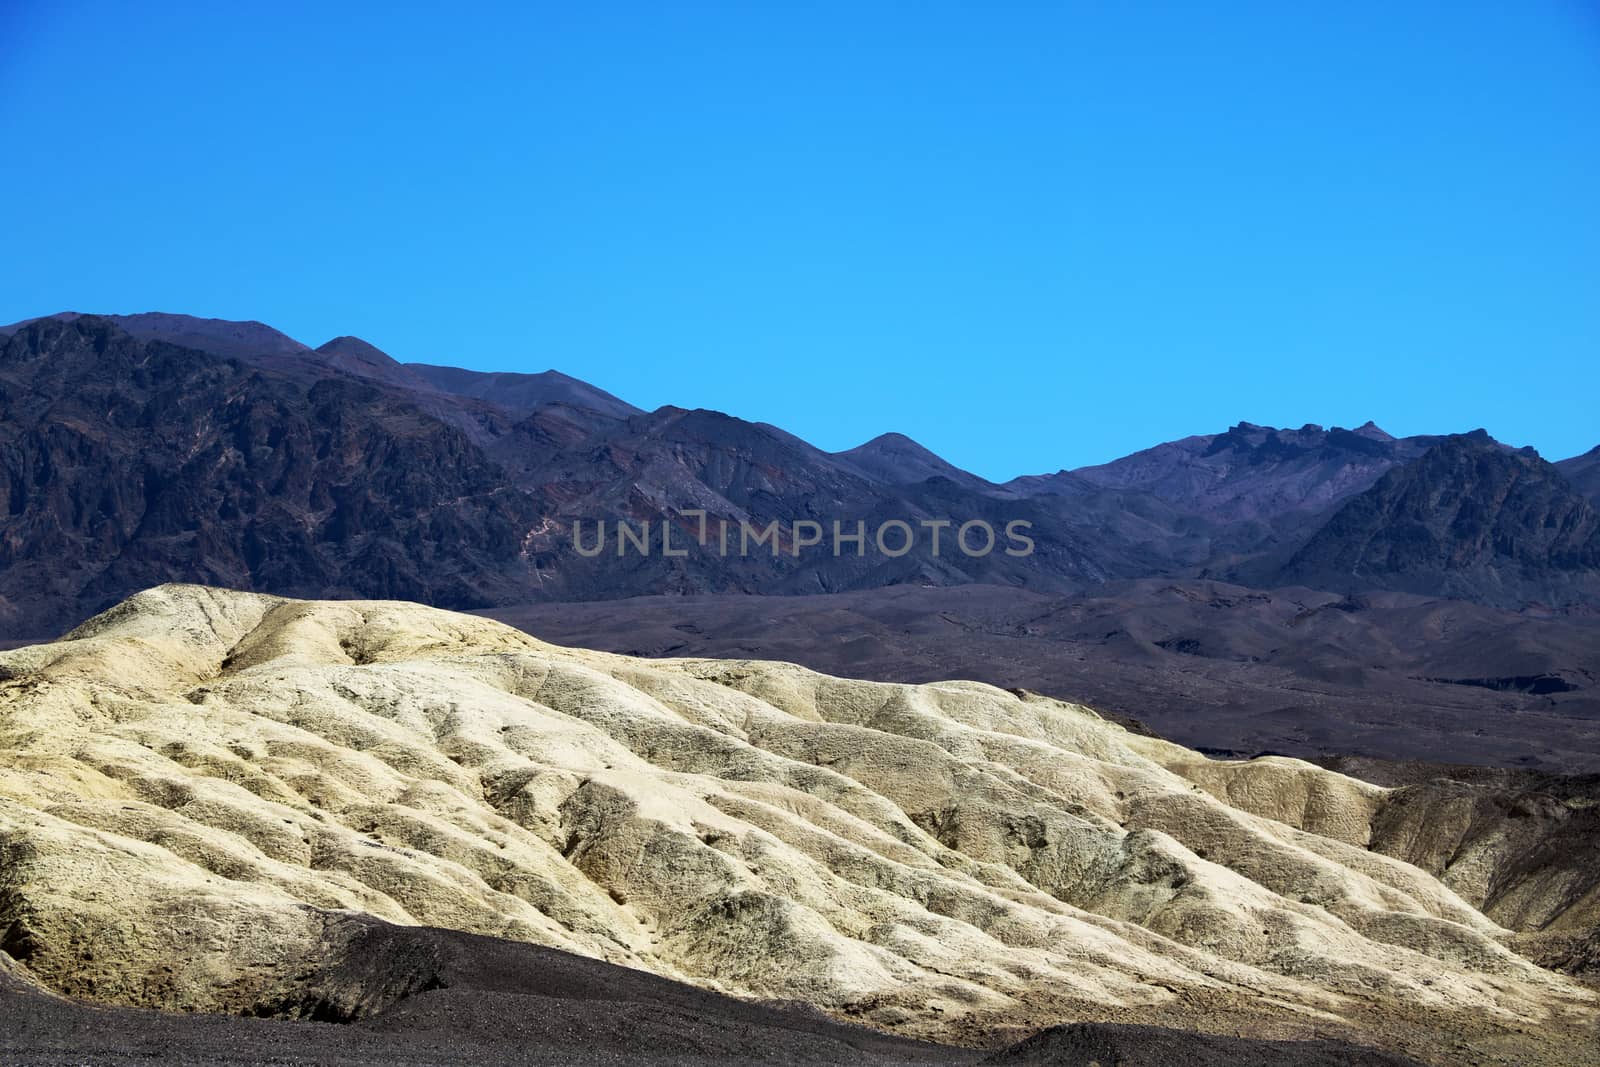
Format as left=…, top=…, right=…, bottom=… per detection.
left=1033, top=420, right=1432, bottom=523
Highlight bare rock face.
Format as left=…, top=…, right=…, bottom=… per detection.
left=1281, top=433, right=1600, bottom=608
left=0, top=585, right=1596, bottom=1063
left=1026, top=421, right=1432, bottom=524
left=0, top=317, right=542, bottom=638
left=3, top=312, right=1598, bottom=643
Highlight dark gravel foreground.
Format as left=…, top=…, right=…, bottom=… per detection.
left=0, top=921, right=1426, bottom=1067
left=982, top=1023, right=1427, bottom=1066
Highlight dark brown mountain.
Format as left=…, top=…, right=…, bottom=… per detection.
left=1012, top=420, right=1432, bottom=521
left=500, top=404, right=1145, bottom=599
left=0, top=313, right=1153, bottom=637
left=0, top=310, right=310, bottom=362
left=2, top=309, right=1597, bottom=640
left=1003, top=421, right=1448, bottom=574
left=0, top=316, right=542, bottom=637
left=1279, top=432, right=1600, bottom=607
left=316, top=335, right=442, bottom=393
left=0, top=314, right=553, bottom=449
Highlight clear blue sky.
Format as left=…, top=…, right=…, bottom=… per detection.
left=2, top=2, right=1596, bottom=479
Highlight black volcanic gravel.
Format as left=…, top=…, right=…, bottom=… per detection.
left=1, top=923, right=1424, bottom=1067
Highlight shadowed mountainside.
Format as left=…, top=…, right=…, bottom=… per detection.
left=1312, top=757, right=1600, bottom=945
left=837, top=432, right=999, bottom=491
left=1005, top=421, right=1441, bottom=572
left=1279, top=433, right=1600, bottom=608
left=1014, top=420, right=1431, bottom=524
left=0, top=315, right=1142, bottom=639
left=1, top=311, right=1597, bottom=643
left=496, top=402, right=1141, bottom=599
left=0, top=316, right=543, bottom=637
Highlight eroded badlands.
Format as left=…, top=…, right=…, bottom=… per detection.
left=0, top=586, right=1593, bottom=1064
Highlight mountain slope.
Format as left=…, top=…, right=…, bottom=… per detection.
left=1558, top=445, right=1600, bottom=507
left=0, top=585, right=1594, bottom=1064
left=0, top=317, right=541, bottom=637
left=1016, top=422, right=1430, bottom=523
left=408, top=361, right=642, bottom=420
left=502, top=404, right=1144, bottom=598
left=0, top=312, right=1158, bottom=636
left=487, top=581, right=1600, bottom=774
left=1280, top=434, right=1600, bottom=607
left=0, top=309, right=1595, bottom=625
left=1314, top=757, right=1600, bottom=938
left=835, top=432, right=995, bottom=490
left=1001, top=422, right=1446, bottom=575
left=315, top=335, right=444, bottom=393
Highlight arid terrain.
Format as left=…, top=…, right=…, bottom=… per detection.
left=7, top=1, right=1596, bottom=1057
left=484, top=581, right=1600, bottom=773
left=2, top=313, right=1599, bottom=1063
left=2, top=586, right=1597, bottom=1064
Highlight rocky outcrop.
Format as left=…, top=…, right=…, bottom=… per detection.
left=0, top=317, right=541, bottom=637
left=1281, top=434, right=1600, bottom=607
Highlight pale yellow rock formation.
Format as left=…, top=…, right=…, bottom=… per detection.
left=0, top=585, right=1593, bottom=1060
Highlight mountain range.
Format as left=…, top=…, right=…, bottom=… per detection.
left=1, top=311, right=1596, bottom=641
left=3, top=314, right=1600, bottom=1063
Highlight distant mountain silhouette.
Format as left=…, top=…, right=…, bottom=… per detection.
left=1, top=309, right=1597, bottom=636
left=76, top=310, right=308, bottom=360
left=0, top=315, right=1132, bottom=635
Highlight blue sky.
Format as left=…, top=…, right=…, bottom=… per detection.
left=2, top=2, right=1596, bottom=479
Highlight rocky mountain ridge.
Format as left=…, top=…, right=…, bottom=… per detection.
left=0, top=311, right=1596, bottom=639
